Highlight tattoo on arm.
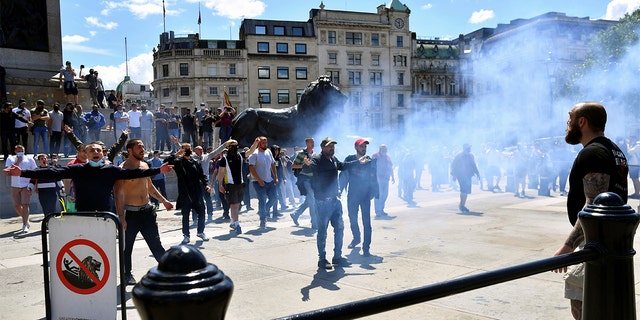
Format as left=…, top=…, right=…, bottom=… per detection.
left=583, top=172, right=610, bottom=205
left=564, top=220, right=585, bottom=249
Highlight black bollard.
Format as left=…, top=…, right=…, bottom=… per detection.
left=579, top=192, right=639, bottom=320
left=132, top=245, right=234, bottom=320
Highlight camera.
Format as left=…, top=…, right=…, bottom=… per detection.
left=80, top=64, right=85, bottom=69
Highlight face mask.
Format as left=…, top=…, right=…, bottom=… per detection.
left=184, top=149, right=192, bottom=157
left=228, top=146, right=238, bottom=154
left=16, top=151, right=24, bottom=157
left=89, top=159, right=104, bottom=167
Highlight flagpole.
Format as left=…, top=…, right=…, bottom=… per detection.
left=163, top=0, right=166, bottom=33
left=198, top=2, right=202, bottom=36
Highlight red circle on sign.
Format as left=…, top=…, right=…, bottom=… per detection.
left=56, top=238, right=110, bottom=295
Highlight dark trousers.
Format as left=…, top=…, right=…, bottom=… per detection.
left=347, top=191, right=372, bottom=251
left=123, top=208, right=165, bottom=275
left=15, top=127, right=28, bottom=151
left=1, top=130, right=15, bottom=159
left=181, top=195, right=205, bottom=236
left=38, top=188, right=60, bottom=215
left=49, top=131, right=62, bottom=156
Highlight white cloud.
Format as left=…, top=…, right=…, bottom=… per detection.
left=103, top=0, right=178, bottom=19
left=421, top=4, right=433, bottom=10
left=469, top=9, right=495, bottom=24
left=62, top=35, right=90, bottom=44
left=85, top=16, right=119, bottom=30
left=605, top=0, right=640, bottom=20
left=199, top=0, right=266, bottom=20
left=91, top=52, right=155, bottom=90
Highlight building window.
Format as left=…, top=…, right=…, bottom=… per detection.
left=209, top=87, right=218, bottom=95
left=346, top=32, right=362, bottom=45
left=394, top=55, right=407, bottom=67
left=162, top=64, right=169, bottom=77
left=228, top=87, right=237, bottom=95
left=276, top=43, right=288, bottom=53
left=258, top=66, right=270, bottom=79
left=258, top=89, right=271, bottom=104
left=348, top=71, right=362, bottom=85
left=296, top=89, right=304, bottom=103
left=397, top=93, right=404, bottom=107
left=328, top=52, right=337, bottom=64
left=258, top=42, right=269, bottom=53
left=207, top=64, right=217, bottom=76
left=277, top=67, right=289, bottom=79
left=371, top=92, right=383, bottom=108
left=397, top=72, right=404, bottom=85
left=371, top=54, right=380, bottom=66
left=350, top=91, right=361, bottom=107
left=449, top=81, right=457, bottom=96
left=226, top=41, right=236, bottom=49
left=329, top=71, right=340, bottom=84
left=347, top=53, right=361, bottom=65
left=296, top=67, right=307, bottom=79
left=370, top=72, right=382, bottom=85
left=435, top=79, right=442, bottom=95
left=278, top=89, right=289, bottom=104
left=295, top=43, right=306, bottom=54
left=292, top=27, right=303, bottom=36
left=179, top=63, right=189, bottom=76
left=371, top=33, right=379, bottom=46
left=396, top=36, right=403, bottom=47
left=274, top=26, right=285, bottom=35
left=228, top=63, right=236, bottom=75
left=256, top=25, right=266, bottom=34
left=162, top=88, right=169, bottom=97
left=328, top=31, right=336, bottom=44
left=180, top=87, right=190, bottom=96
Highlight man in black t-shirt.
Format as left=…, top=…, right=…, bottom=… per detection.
left=552, top=102, right=628, bottom=320
left=217, top=139, right=245, bottom=235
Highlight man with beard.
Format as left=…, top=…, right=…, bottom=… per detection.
left=552, top=102, right=628, bottom=320
left=340, top=138, right=378, bottom=257
left=248, top=136, right=278, bottom=229
left=114, top=139, right=174, bottom=285
left=217, top=139, right=245, bottom=235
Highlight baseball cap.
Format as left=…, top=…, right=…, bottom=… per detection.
left=320, top=137, right=337, bottom=148
left=37, top=99, right=45, bottom=105
left=354, top=138, right=369, bottom=147
left=18, top=98, right=26, bottom=104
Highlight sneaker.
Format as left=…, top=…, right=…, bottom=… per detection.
left=125, top=274, right=137, bottom=286
left=332, top=257, right=351, bottom=267
left=347, top=239, right=360, bottom=249
left=318, top=258, right=333, bottom=270
left=235, top=224, right=242, bottom=235
left=182, top=235, right=190, bottom=244
left=21, top=224, right=30, bottom=233
left=229, top=223, right=236, bottom=230
left=197, top=233, right=209, bottom=241
left=222, top=215, right=230, bottom=221
left=290, top=213, right=299, bottom=226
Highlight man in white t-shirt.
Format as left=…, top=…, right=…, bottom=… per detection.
left=127, top=103, right=142, bottom=139
left=5, top=145, right=38, bottom=233
left=248, top=136, right=278, bottom=229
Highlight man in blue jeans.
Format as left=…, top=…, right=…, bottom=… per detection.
left=248, top=136, right=278, bottom=229
left=307, top=137, right=364, bottom=270
left=290, top=137, right=317, bottom=229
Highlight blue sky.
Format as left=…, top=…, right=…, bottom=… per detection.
left=60, top=0, right=640, bottom=90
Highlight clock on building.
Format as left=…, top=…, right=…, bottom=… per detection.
left=394, top=18, right=404, bottom=29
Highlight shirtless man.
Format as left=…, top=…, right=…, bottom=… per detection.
left=114, top=138, right=174, bottom=285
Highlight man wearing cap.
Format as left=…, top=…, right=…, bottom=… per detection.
left=450, top=143, right=480, bottom=212
left=12, top=98, right=32, bottom=153
left=340, top=138, right=378, bottom=257
left=84, top=105, right=106, bottom=142
left=1, top=102, right=16, bottom=160
left=59, top=61, right=78, bottom=105
left=306, top=137, right=365, bottom=269
left=217, top=139, right=245, bottom=234
left=82, top=68, right=98, bottom=106
left=31, top=99, right=50, bottom=157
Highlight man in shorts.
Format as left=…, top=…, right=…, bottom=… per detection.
left=217, top=139, right=245, bottom=235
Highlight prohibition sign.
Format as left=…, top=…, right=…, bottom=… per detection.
left=55, top=238, right=111, bottom=295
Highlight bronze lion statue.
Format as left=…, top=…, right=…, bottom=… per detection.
left=231, top=76, right=347, bottom=147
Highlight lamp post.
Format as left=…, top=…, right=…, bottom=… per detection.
left=545, top=52, right=557, bottom=119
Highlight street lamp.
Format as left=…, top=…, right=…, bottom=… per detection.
left=545, top=52, right=557, bottom=119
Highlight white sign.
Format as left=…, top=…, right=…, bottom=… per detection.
left=48, top=215, right=118, bottom=320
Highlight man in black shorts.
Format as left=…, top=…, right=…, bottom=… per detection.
left=217, top=139, right=245, bottom=235
left=450, top=143, right=480, bottom=212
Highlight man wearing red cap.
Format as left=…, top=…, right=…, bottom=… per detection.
left=339, top=138, right=378, bottom=257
